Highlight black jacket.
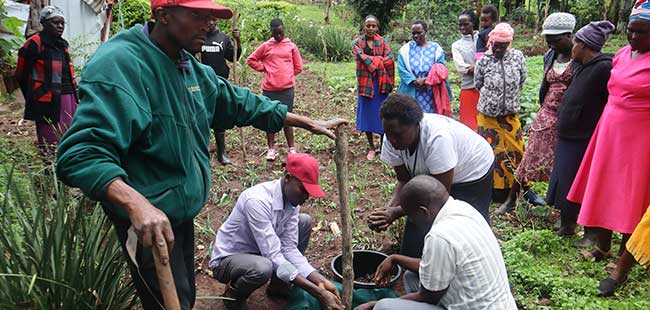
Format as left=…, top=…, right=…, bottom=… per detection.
left=557, top=53, right=613, bottom=140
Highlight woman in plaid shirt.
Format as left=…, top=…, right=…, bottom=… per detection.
left=352, top=15, right=395, bottom=160
left=14, top=6, right=78, bottom=160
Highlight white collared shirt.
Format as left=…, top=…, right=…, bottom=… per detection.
left=419, top=197, right=517, bottom=309
left=209, top=179, right=316, bottom=283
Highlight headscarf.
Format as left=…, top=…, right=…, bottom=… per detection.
left=631, top=0, right=650, bottom=20
left=40, top=6, right=65, bottom=22
left=541, top=12, right=576, bottom=35
left=575, top=21, right=615, bottom=52
left=487, top=23, right=515, bottom=53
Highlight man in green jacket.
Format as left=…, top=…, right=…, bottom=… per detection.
left=56, top=1, right=344, bottom=308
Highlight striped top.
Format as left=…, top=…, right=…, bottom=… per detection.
left=419, top=197, right=517, bottom=309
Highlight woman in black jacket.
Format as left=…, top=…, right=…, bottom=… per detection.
left=546, top=21, right=615, bottom=238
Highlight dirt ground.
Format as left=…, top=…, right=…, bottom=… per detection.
left=0, top=66, right=400, bottom=310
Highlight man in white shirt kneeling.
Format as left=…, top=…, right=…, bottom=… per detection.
left=357, top=175, right=517, bottom=310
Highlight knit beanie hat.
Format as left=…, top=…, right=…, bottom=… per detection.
left=575, top=21, right=615, bottom=52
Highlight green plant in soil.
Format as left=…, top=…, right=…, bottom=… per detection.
left=0, top=166, right=136, bottom=309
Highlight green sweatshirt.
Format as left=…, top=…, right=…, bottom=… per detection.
left=56, top=24, right=287, bottom=225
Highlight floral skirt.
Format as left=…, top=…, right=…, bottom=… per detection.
left=477, top=113, right=525, bottom=190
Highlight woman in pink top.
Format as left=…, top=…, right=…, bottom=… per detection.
left=567, top=1, right=650, bottom=274
left=247, top=18, right=303, bottom=161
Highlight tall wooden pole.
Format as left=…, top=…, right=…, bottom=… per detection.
left=334, top=125, right=353, bottom=309
left=231, top=12, right=247, bottom=161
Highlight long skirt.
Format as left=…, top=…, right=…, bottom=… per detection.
left=569, top=99, right=650, bottom=234
left=477, top=113, right=524, bottom=190
left=546, top=137, right=589, bottom=222
left=35, top=93, right=78, bottom=157
left=627, top=207, right=650, bottom=269
left=459, top=88, right=479, bottom=131
left=356, top=78, right=386, bottom=135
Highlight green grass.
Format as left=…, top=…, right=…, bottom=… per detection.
left=304, top=61, right=356, bottom=92
left=503, top=230, right=650, bottom=309
left=294, top=4, right=355, bottom=30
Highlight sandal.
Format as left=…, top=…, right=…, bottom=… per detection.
left=577, top=246, right=612, bottom=262
left=605, top=256, right=621, bottom=272
left=598, top=276, right=626, bottom=297
left=266, top=148, right=277, bottom=161
left=366, top=150, right=376, bottom=160
left=288, top=147, right=297, bottom=154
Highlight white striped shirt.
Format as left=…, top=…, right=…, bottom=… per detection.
left=419, top=197, right=517, bottom=309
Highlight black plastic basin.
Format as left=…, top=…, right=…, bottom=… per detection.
left=330, top=250, right=402, bottom=289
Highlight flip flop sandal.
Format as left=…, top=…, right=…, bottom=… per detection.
left=577, top=246, right=612, bottom=262
left=605, top=256, right=621, bottom=272
left=598, top=277, right=626, bottom=297
left=266, top=148, right=277, bottom=161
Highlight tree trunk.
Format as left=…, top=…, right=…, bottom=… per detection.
left=544, top=0, right=551, bottom=23
left=324, top=0, right=332, bottom=24
left=334, top=125, right=353, bottom=310
left=536, top=0, right=543, bottom=31
left=26, top=0, right=47, bottom=37
left=618, top=0, right=633, bottom=32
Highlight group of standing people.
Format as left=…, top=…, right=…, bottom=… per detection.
left=12, top=0, right=650, bottom=308
left=355, top=1, right=650, bottom=307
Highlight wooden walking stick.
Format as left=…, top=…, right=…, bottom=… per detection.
left=334, top=125, right=354, bottom=309
left=152, top=242, right=181, bottom=310
left=231, top=11, right=247, bottom=161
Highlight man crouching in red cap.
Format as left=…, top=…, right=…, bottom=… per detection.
left=209, top=153, right=344, bottom=310
left=56, top=0, right=345, bottom=309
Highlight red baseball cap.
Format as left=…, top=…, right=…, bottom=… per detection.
left=150, top=0, right=233, bottom=19
left=285, top=153, right=325, bottom=198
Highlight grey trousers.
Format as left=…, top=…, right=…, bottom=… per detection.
left=212, top=213, right=312, bottom=298
left=374, top=271, right=445, bottom=310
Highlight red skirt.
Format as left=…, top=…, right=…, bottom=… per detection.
left=459, top=88, right=479, bottom=131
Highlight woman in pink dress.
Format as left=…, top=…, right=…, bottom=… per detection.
left=568, top=1, right=650, bottom=268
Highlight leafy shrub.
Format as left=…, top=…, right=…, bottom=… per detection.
left=571, top=0, right=607, bottom=29
left=217, top=0, right=298, bottom=44
left=289, top=20, right=354, bottom=62
left=111, top=0, right=151, bottom=35
left=519, top=55, right=544, bottom=128
left=0, top=168, right=136, bottom=309
left=348, top=0, right=402, bottom=34
left=400, top=0, right=466, bottom=49
left=0, top=2, right=25, bottom=68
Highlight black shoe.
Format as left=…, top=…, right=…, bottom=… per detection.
left=556, top=225, right=576, bottom=237
left=573, top=235, right=594, bottom=249
left=217, top=153, right=232, bottom=165
left=598, top=277, right=626, bottom=297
